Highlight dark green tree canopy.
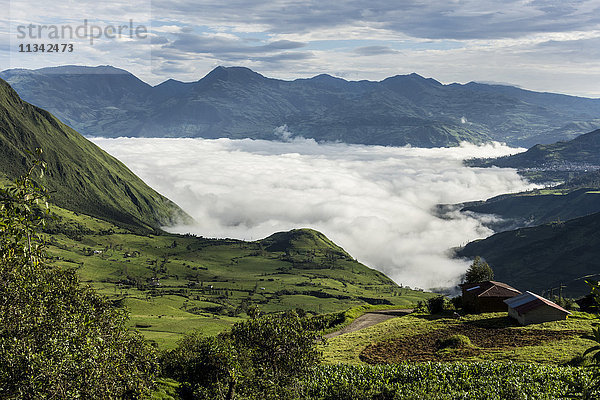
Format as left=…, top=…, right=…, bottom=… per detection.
left=464, top=256, right=494, bottom=284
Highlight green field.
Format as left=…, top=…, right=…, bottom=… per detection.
left=321, top=311, right=596, bottom=365
left=41, top=204, right=433, bottom=349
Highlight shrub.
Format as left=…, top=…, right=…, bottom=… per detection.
left=427, top=296, right=449, bottom=314
left=163, top=310, right=322, bottom=399
left=437, top=334, right=475, bottom=350
left=0, top=155, right=158, bottom=398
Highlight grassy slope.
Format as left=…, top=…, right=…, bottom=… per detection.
left=0, top=78, right=190, bottom=232
left=321, top=312, right=596, bottom=365
left=462, top=186, right=600, bottom=229
left=41, top=204, right=433, bottom=349
left=457, top=212, right=600, bottom=297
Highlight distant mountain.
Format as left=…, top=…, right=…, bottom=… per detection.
left=460, top=170, right=600, bottom=231
left=466, top=128, right=600, bottom=182
left=456, top=212, right=600, bottom=297
left=2, top=65, right=599, bottom=147
left=0, top=78, right=191, bottom=231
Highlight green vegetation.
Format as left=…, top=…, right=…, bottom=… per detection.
left=461, top=176, right=600, bottom=229
left=163, top=310, right=322, bottom=399
left=0, top=78, right=190, bottom=231
left=302, top=363, right=595, bottom=399
left=37, top=201, right=431, bottom=349
left=464, top=256, right=494, bottom=283
left=0, top=161, right=157, bottom=399
left=321, top=312, right=595, bottom=365
left=457, top=211, right=600, bottom=297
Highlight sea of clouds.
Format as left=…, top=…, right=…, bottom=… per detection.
left=92, top=137, right=534, bottom=290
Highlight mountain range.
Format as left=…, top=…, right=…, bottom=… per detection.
left=2, top=65, right=600, bottom=147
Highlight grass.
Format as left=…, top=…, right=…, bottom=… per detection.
left=39, top=203, right=433, bottom=349
left=321, top=312, right=597, bottom=365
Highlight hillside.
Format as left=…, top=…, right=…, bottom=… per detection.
left=461, top=171, right=600, bottom=231
left=41, top=206, right=432, bottom=348
left=466, top=128, right=600, bottom=182
left=456, top=212, right=600, bottom=297
left=2, top=65, right=600, bottom=147
left=0, top=78, right=190, bottom=231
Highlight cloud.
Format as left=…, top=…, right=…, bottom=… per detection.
left=91, top=137, right=533, bottom=290
left=354, top=45, right=399, bottom=56
left=152, top=0, right=600, bottom=40
left=163, top=31, right=306, bottom=55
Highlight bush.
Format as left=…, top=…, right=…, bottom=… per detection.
left=437, top=335, right=475, bottom=350
left=163, top=310, right=322, bottom=399
left=0, top=157, right=158, bottom=398
left=427, top=296, right=449, bottom=314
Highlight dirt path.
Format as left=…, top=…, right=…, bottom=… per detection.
left=324, top=309, right=413, bottom=339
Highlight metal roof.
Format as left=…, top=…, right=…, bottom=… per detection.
left=460, top=281, right=521, bottom=298
left=504, top=291, right=571, bottom=315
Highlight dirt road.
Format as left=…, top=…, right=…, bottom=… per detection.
left=324, top=309, right=413, bottom=339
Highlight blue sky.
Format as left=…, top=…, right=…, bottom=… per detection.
left=2, top=0, right=600, bottom=97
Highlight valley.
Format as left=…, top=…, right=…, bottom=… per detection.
left=42, top=202, right=433, bottom=348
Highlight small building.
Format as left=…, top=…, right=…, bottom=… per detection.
left=504, top=291, right=571, bottom=325
left=460, top=281, right=521, bottom=313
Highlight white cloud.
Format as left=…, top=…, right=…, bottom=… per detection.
left=92, top=137, right=533, bottom=290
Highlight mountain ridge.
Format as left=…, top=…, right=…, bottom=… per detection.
left=3, top=65, right=599, bottom=147
left=0, top=77, right=191, bottom=232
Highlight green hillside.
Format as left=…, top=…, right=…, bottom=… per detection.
left=461, top=172, right=600, bottom=230
left=41, top=205, right=432, bottom=348
left=0, top=78, right=190, bottom=231
left=457, top=212, right=600, bottom=297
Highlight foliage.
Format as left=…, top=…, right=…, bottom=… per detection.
left=580, top=280, right=600, bottom=397
left=303, top=362, right=597, bottom=399
left=426, top=296, right=449, bottom=314
left=0, top=157, right=158, bottom=399
left=437, top=334, right=474, bottom=350
left=464, top=256, right=494, bottom=284
left=0, top=78, right=189, bottom=231
left=163, top=310, right=322, bottom=399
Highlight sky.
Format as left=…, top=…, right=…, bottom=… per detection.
left=92, top=137, right=534, bottom=290
left=2, top=0, right=600, bottom=97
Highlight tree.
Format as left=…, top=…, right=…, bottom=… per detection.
left=163, top=310, right=322, bottom=399
left=463, top=256, right=494, bottom=284
left=0, top=153, right=158, bottom=399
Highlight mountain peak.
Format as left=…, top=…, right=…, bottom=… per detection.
left=201, top=66, right=267, bottom=84
left=34, top=65, right=131, bottom=75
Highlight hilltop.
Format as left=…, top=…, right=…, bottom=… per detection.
left=2, top=65, right=600, bottom=147
left=42, top=206, right=431, bottom=348
left=0, top=78, right=190, bottom=231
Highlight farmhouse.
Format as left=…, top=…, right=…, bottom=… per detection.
left=460, top=281, right=521, bottom=313
left=504, top=291, right=571, bottom=325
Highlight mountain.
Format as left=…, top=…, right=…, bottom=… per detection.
left=456, top=212, right=600, bottom=297
left=460, top=170, right=600, bottom=231
left=2, top=65, right=600, bottom=147
left=468, top=128, right=600, bottom=168
left=466, top=128, right=600, bottom=182
left=0, top=77, right=190, bottom=231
